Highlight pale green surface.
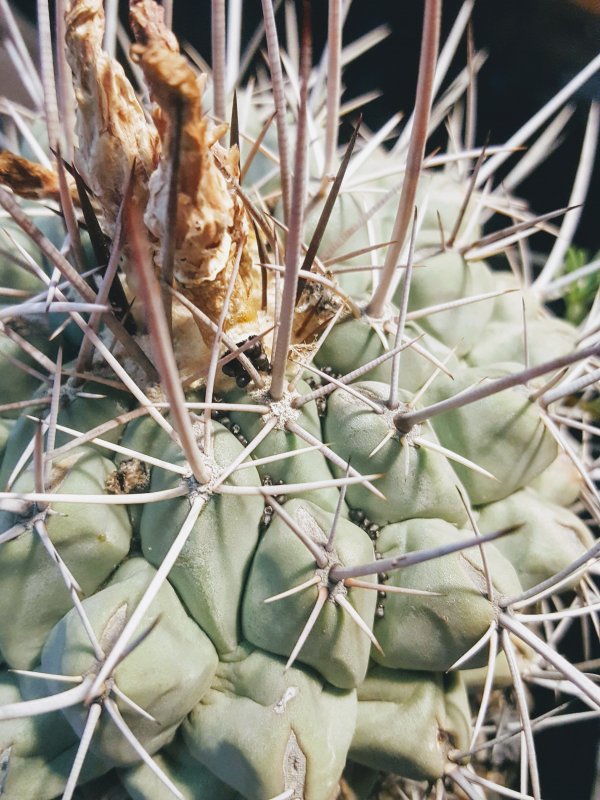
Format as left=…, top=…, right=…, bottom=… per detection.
left=315, top=314, right=461, bottom=393
left=350, top=666, right=471, bottom=781
left=0, top=672, right=76, bottom=760
left=0, top=671, right=110, bottom=800
left=0, top=745, right=109, bottom=800
left=227, top=381, right=340, bottom=512
left=315, top=314, right=396, bottom=384
left=0, top=447, right=132, bottom=668
left=0, top=418, right=14, bottom=462
left=371, top=518, right=522, bottom=671
left=467, top=316, right=577, bottom=368
left=488, top=272, right=542, bottom=324
left=303, top=191, right=375, bottom=299
left=0, top=383, right=132, bottom=487
left=427, top=363, right=558, bottom=504
left=141, top=421, right=263, bottom=655
left=324, top=381, right=468, bottom=526
left=395, top=251, right=495, bottom=356
left=0, top=214, right=61, bottom=299
left=0, top=324, right=58, bottom=419
left=529, top=452, right=582, bottom=507
left=477, top=487, right=594, bottom=590
left=242, top=498, right=376, bottom=689
left=41, top=558, right=218, bottom=767
left=416, top=171, right=480, bottom=240
left=183, top=645, right=356, bottom=800
left=121, top=735, right=238, bottom=800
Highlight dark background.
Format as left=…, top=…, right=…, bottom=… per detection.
left=11, top=0, right=600, bottom=256
left=9, top=1, right=600, bottom=797
left=181, top=0, right=600, bottom=259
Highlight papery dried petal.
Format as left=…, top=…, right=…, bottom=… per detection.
left=65, top=0, right=159, bottom=232
left=0, top=151, right=62, bottom=201
left=129, top=0, right=259, bottom=332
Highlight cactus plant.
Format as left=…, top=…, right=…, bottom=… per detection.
left=0, top=1, right=599, bottom=798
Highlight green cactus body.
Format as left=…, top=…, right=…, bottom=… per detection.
left=0, top=322, right=59, bottom=419
left=426, top=364, right=558, bottom=504
left=315, top=314, right=461, bottom=392
left=467, top=316, right=578, bottom=368
left=350, top=667, right=471, bottom=781
left=0, top=419, right=14, bottom=462
left=324, top=382, right=469, bottom=525
left=371, top=518, right=522, bottom=671
left=121, top=736, right=239, bottom=800
left=0, top=384, right=132, bottom=488
left=528, top=452, right=582, bottom=506
left=0, top=1, right=597, bottom=798
left=183, top=645, right=357, bottom=800
left=41, top=558, right=218, bottom=766
left=0, top=672, right=110, bottom=800
left=416, top=171, right=481, bottom=242
left=140, top=421, right=264, bottom=655
left=226, top=381, right=341, bottom=512
left=242, top=498, right=377, bottom=688
left=476, top=488, right=594, bottom=590
left=0, top=447, right=132, bottom=668
left=394, top=251, right=495, bottom=356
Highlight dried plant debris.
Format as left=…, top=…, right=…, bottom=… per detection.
left=64, top=0, right=159, bottom=232
left=0, top=152, right=64, bottom=202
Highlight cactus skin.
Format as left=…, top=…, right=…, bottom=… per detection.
left=0, top=2, right=598, bottom=799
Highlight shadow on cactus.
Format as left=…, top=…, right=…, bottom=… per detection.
left=0, top=1, right=599, bottom=799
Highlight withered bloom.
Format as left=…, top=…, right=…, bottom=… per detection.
left=129, top=0, right=258, bottom=332
left=65, top=0, right=159, bottom=232
left=0, top=151, right=64, bottom=202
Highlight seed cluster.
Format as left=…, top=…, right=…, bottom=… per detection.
left=221, top=339, right=272, bottom=387
left=349, top=507, right=388, bottom=619
left=259, top=474, right=286, bottom=532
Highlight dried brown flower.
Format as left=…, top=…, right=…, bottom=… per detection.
left=130, top=0, right=259, bottom=333
left=65, top=0, right=159, bottom=232
left=0, top=151, right=63, bottom=201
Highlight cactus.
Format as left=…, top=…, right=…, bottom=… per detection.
left=0, top=1, right=599, bottom=798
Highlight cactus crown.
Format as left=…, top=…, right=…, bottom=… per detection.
left=0, top=1, right=599, bottom=799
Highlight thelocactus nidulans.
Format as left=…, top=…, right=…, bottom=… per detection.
left=0, top=1, right=599, bottom=798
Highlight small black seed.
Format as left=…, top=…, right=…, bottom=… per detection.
left=368, top=524, right=380, bottom=540
left=212, top=400, right=224, bottom=419
left=260, top=516, right=272, bottom=532
left=349, top=508, right=365, bottom=524
left=222, top=360, right=239, bottom=377
left=256, top=356, right=270, bottom=371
